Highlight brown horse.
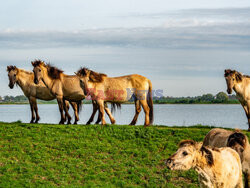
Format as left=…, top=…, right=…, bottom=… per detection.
left=31, top=60, right=116, bottom=125
left=75, top=68, right=153, bottom=126
left=203, top=128, right=250, bottom=187
left=6, top=65, right=78, bottom=124
left=224, top=69, right=250, bottom=130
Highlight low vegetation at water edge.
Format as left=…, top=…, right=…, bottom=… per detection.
left=0, top=122, right=248, bottom=187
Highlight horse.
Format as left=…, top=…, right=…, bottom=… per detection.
left=203, top=128, right=250, bottom=188
left=6, top=65, right=78, bottom=124
left=31, top=60, right=116, bottom=125
left=224, top=69, right=250, bottom=130
left=75, top=68, right=154, bottom=126
left=167, top=140, right=243, bottom=188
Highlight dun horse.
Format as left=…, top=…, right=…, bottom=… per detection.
left=167, top=140, right=243, bottom=188
left=32, top=60, right=116, bottom=125
left=224, top=69, right=250, bottom=130
left=7, top=65, right=78, bottom=123
left=203, top=128, right=250, bottom=187
left=75, top=68, right=153, bottom=126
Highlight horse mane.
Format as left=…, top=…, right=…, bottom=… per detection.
left=7, top=65, right=17, bottom=72
left=200, top=146, right=214, bottom=166
left=18, top=69, right=33, bottom=75
left=224, top=69, right=243, bottom=82
left=77, top=67, right=107, bottom=83
left=31, top=59, right=45, bottom=67
left=227, top=131, right=248, bottom=149
left=46, top=64, right=64, bottom=80
left=179, top=140, right=196, bottom=147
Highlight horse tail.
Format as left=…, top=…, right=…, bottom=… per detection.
left=111, top=102, right=121, bottom=113
left=147, top=80, right=154, bottom=125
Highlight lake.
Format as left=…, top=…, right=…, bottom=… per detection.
left=0, top=104, right=248, bottom=130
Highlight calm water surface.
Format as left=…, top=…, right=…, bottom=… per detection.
left=0, top=104, right=247, bottom=130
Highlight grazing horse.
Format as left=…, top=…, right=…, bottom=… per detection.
left=31, top=60, right=116, bottom=125
left=75, top=68, right=154, bottom=126
left=167, top=140, right=243, bottom=188
left=224, top=69, right=250, bottom=130
left=203, top=128, right=250, bottom=188
left=6, top=65, right=78, bottom=123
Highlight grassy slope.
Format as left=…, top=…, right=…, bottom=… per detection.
left=0, top=123, right=249, bottom=187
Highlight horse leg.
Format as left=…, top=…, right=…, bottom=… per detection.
left=28, top=97, right=35, bottom=123
left=95, top=111, right=102, bottom=124
left=33, top=99, right=40, bottom=123
left=57, top=97, right=66, bottom=124
left=63, top=99, right=71, bottom=125
left=97, top=100, right=106, bottom=125
left=244, top=102, right=250, bottom=131
left=139, top=99, right=150, bottom=127
left=129, top=100, right=141, bottom=125
left=104, top=103, right=116, bottom=124
left=87, top=101, right=98, bottom=124
left=70, top=102, right=79, bottom=125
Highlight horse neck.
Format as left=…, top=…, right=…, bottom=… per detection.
left=233, top=79, right=245, bottom=96
left=16, top=70, right=32, bottom=89
left=41, top=69, right=55, bottom=90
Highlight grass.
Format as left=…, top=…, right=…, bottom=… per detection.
left=0, top=122, right=249, bottom=187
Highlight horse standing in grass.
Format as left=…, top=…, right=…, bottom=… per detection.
left=32, top=60, right=116, bottom=125
left=224, top=69, right=250, bottom=130
left=7, top=65, right=78, bottom=124
left=203, top=128, right=250, bottom=188
left=167, top=140, right=243, bottom=188
left=75, top=68, right=153, bottom=126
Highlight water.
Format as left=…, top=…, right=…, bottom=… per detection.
left=0, top=104, right=248, bottom=130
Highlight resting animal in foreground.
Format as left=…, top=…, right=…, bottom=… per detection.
left=167, top=140, right=243, bottom=188
left=75, top=68, right=153, bottom=126
left=7, top=65, right=78, bottom=124
left=203, top=128, right=250, bottom=188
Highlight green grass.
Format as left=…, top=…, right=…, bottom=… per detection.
left=0, top=122, right=248, bottom=187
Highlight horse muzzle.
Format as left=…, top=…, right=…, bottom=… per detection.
left=8, top=83, right=14, bottom=89
left=227, top=88, right=232, bottom=94
left=34, top=78, right=39, bottom=85
left=166, top=158, right=174, bottom=169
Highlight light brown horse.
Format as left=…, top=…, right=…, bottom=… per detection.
left=224, top=69, right=250, bottom=130
left=203, top=128, right=250, bottom=188
left=6, top=65, right=78, bottom=124
left=75, top=68, right=153, bottom=126
left=167, top=140, right=243, bottom=188
left=31, top=60, right=116, bottom=125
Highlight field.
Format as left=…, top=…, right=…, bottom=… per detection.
left=0, top=122, right=248, bottom=187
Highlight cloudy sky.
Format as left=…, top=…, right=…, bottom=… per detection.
left=1, top=0, right=250, bottom=97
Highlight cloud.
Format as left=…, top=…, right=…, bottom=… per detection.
left=0, top=8, right=250, bottom=50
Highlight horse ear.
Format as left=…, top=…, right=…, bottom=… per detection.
left=31, top=61, right=34, bottom=66
left=6, top=66, right=10, bottom=72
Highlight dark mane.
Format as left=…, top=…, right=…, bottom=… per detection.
left=77, top=67, right=107, bottom=83
left=32, top=59, right=44, bottom=67
left=227, top=132, right=247, bottom=149
left=7, top=65, right=17, bottom=72
left=46, top=64, right=64, bottom=79
left=179, top=140, right=196, bottom=147
left=224, top=69, right=243, bottom=81
left=200, top=146, right=214, bottom=166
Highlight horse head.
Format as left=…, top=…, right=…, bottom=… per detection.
left=224, top=69, right=243, bottom=94
left=6, top=65, right=18, bottom=89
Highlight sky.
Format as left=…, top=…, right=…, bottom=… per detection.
left=1, top=0, right=250, bottom=97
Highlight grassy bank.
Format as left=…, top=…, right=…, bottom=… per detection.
left=0, top=123, right=248, bottom=187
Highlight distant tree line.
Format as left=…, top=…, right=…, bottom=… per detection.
left=0, top=92, right=240, bottom=104
left=153, top=92, right=239, bottom=104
